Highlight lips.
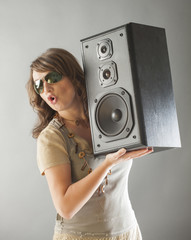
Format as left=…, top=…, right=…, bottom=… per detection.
left=47, top=94, right=57, bottom=105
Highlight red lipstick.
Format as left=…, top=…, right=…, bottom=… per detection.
left=47, top=95, right=57, bottom=105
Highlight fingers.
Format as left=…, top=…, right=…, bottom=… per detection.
left=106, top=147, right=153, bottom=167
left=128, top=147, right=153, bottom=159
left=112, top=147, right=152, bottom=160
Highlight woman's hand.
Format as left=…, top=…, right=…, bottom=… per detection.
left=105, top=147, right=153, bottom=168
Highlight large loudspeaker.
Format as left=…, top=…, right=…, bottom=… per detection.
left=81, top=23, right=181, bottom=155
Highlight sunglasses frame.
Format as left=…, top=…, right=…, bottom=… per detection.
left=33, top=71, right=63, bottom=95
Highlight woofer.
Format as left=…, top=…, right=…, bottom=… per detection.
left=94, top=88, right=133, bottom=143
left=96, top=94, right=127, bottom=136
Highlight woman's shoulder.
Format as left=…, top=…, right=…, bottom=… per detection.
left=37, top=121, right=66, bottom=146
left=37, top=121, right=70, bottom=175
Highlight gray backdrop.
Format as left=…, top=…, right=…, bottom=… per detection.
left=0, top=0, right=190, bottom=239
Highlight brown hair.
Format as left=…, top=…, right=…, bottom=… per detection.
left=26, top=48, right=87, bottom=138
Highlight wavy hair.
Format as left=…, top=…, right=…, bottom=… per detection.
left=26, top=48, right=88, bottom=139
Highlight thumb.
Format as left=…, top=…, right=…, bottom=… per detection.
left=114, top=148, right=127, bottom=159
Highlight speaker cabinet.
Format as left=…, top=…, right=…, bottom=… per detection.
left=81, top=23, right=181, bottom=155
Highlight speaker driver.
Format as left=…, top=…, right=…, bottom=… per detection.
left=96, top=94, right=128, bottom=136
left=99, top=61, right=118, bottom=87
left=97, top=38, right=113, bottom=60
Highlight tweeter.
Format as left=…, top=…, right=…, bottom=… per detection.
left=97, top=38, right=113, bottom=60
left=99, top=61, right=118, bottom=87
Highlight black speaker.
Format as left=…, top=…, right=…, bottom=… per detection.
left=81, top=23, right=181, bottom=155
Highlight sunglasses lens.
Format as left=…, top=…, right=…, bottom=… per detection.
left=33, top=72, right=62, bottom=95
left=45, top=72, right=62, bottom=84
left=34, top=80, right=43, bottom=94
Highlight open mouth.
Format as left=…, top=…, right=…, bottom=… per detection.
left=48, top=95, right=57, bottom=104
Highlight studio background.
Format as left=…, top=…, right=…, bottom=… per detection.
left=0, top=0, right=190, bottom=239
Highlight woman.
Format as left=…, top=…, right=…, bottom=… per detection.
left=27, top=48, right=153, bottom=240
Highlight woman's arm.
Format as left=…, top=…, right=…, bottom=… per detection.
left=45, top=147, right=153, bottom=219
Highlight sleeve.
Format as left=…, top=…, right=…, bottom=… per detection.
left=37, top=126, right=70, bottom=175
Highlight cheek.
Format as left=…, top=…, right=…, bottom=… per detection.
left=40, top=94, right=53, bottom=108
left=40, top=93, right=46, bottom=102
left=62, top=81, right=76, bottom=96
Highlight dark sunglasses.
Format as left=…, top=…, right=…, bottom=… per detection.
left=34, top=71, right=63, bottom=94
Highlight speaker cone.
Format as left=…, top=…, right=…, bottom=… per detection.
left=96, top=93, right=128, bottom=136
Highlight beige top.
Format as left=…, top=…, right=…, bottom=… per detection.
left=37, top=120, right=93, bottom=176
left=37, top=119, right=138, bottom=238
left=37, top=124, right=69, bottom=175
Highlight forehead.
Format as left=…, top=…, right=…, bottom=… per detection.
left=32, top=70, right=50, bottom=81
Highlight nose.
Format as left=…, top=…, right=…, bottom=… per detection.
left=43, top=80, right=53, bottom=93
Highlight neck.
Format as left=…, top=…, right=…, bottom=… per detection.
left=58, top=97, right=87, bottom=121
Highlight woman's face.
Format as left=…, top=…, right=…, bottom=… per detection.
left=33, top=70, right=78, bottom=113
